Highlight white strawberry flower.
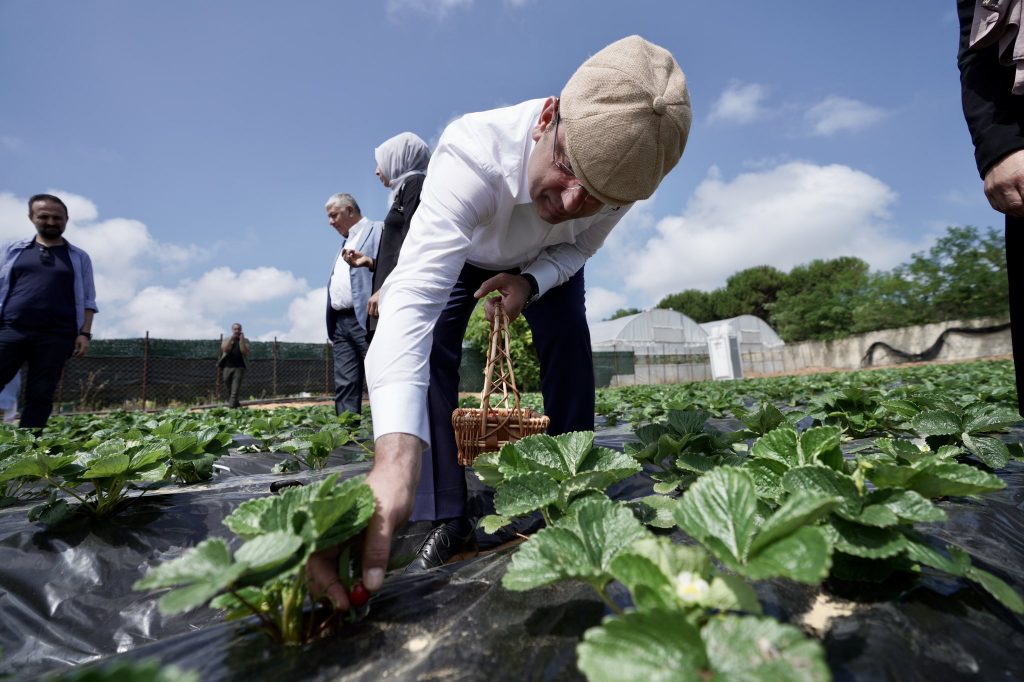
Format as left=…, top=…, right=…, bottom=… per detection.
left=674, top=571, right=711, bottom=603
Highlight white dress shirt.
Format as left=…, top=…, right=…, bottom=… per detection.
left=366, top=99, right=630, bottom=445
left=328, top=217, right=370, bottom=311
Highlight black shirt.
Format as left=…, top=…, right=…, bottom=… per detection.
left=1, top=242, right=77, bottom=336
left=222, top=338, right=246, bottom=368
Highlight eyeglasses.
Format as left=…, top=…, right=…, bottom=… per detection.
left=551, top=99, right=620, bottom=217
left=37, top=245, right=53, bottom=265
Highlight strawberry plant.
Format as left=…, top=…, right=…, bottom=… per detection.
left=625, top=409, right=744, bottom=495
left=908, top=400, right=1021, bottom=469
left=860, top=437, right=1006, bottom=498
left=577, top=611, right=829, bottom=682
left=272, top=423, right=370, bottom=472
left=501, top=492, right=830, bottom=681
left=134, top=474, right=374, bottom=645
left=1, top=437, right=173, bottom=525
left=673, top=467, right=837, bottom=583
left=474, top=431, right=641, bottom=530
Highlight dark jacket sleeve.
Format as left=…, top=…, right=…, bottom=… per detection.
left=326, top=291, right=337, bottom=342
left=372, top=175, right=425, bottom=294
left=958, top=0, right=1024, bottom=178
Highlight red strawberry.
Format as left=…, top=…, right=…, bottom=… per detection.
left=349, top=582, right=370, bottom=608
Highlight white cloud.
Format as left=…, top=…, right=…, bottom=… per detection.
left=601, top=196, right=657, bottom=251
left=386, top=0, right=529, bottom=18
left=0, top=190, right=203, bottom=304
left=386, top=0, right=473, bottom=18
left=804, top=96, right=885, bottom=136
left=708, top=82, right=768, bottom=125
left=623, top=161, right=923, bottom=302
left=187, top=266, right=307, bottom=314
left=0, top=189, right=311, bottom=340
left=259, top=288, right=329, bottom=343
left=103, top=286, right=222, bottom=338
left=585, top=287, right=627, bottom=323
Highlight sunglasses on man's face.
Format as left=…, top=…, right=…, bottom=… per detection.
left=38, top=245, right=53, bottom=265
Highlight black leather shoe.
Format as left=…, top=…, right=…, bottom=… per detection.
left=405, top=518, right=474, bottom=573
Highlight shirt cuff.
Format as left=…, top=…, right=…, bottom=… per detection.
left=521, top=261, right=560, bottom=298
left=369, top=382, right=430, bottom=449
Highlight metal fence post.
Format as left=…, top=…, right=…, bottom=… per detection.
left=142, top=331, right=149, bottom=407
left=272, top=337, right=279, bottom=398
left=215, top=333, right=222, bottom=401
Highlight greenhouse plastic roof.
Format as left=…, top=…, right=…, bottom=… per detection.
left=589, top=309, right=708, bottom=346
left=700, top=314, right=786, bottom=348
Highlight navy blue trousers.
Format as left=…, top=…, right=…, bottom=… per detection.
left=0, top=325, right=75, bottom=429
left=414, top=263, right=595, bottom=521
left=1008, top=217, right=1024, bottom=416
left=331, top=310, right=369, bottom=416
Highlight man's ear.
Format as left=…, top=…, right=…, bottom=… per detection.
left=530, top=96, right=558, bottom=142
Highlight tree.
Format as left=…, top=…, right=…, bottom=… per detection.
left=850, top=270, right=922, bottom=333
left=463, top=300, right=540, bottom=392
left=770, top=257, right=871, bottom=342
left=723, top=265, right=787, bottom=323
left=658, top=289, right=717, bottom=322
left=607, top=308, right=642, bottom=320
left=900, top=226, right=1008, bottom=322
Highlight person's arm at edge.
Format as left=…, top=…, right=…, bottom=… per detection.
left=957, top=0, right=1024, bottom=216
left=74, top=309, right=95, bottom=357
left=74, top=252, right=98, bottom=357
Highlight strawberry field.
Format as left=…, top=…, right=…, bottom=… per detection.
left=0, top=359, right=1022, bottom=681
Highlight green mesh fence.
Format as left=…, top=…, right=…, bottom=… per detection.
left=49, top=336, right=334, bottom=411
left=593, top=351, right=635, bottom=388
left=47, top=339, right=640, bottom=411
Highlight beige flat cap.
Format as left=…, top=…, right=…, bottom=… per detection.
left=560, top=35, right=692, bottom=206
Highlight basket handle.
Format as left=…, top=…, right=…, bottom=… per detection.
left=478, top=298, right=523, bottom=431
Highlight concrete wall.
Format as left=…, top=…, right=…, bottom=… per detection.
left=745, top=317, right=1011, bottom=375
left=597, top=317, right=1011, bottom=386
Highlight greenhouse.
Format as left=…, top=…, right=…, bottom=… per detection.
left=699, top=315, right=788, bottom=378
left=589, top=309, right=712, bottom=386
left=698, top=314, right=786, bottom=351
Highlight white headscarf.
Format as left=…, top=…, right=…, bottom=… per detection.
left=374, top=132, right=431, bottom=209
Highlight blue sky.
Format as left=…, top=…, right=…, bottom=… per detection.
left=0, top=1, right=997, bottom=341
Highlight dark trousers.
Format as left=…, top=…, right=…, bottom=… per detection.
left=414, top=263, right=594, bottom=521
left=222, top=366, right=246, bottom=408
left=332, top=310, right=369, bottom=416
left=0, top=325, right=75, bottom=429
left=1008, top=217, right=1024, bottom=416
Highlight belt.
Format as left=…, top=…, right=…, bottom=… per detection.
left=335, top=307, right=356, bottom=316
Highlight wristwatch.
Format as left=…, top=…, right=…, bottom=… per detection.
left=521, top=273, right=541, bottom=309
left=79, top=331, right=92, bottom=339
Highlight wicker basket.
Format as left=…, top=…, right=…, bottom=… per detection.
left=452, top=298, right=549, bottom=466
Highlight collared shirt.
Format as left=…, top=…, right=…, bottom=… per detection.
left=0, top=237, right=98, bottom=334
left=366, top=98, right=630, bottom=445
left=328, top=217, right=371, bottom=311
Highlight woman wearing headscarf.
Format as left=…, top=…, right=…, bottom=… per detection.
left=347, top=132, right=430, bottom=341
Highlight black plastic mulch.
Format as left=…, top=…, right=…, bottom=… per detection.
left=0, top=428, right=1021, bottom=681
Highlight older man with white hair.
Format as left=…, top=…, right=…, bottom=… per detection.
left=324, top=193, right=381, bottom=417
left=311, top=35, right=692, bottom=608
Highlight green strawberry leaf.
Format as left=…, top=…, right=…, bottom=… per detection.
left=674, top=467, right=757, bottom=563
left=577, top=610, right=707, bottom=682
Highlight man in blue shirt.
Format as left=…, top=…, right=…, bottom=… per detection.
left=0, top=194, right=98, bottom=429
